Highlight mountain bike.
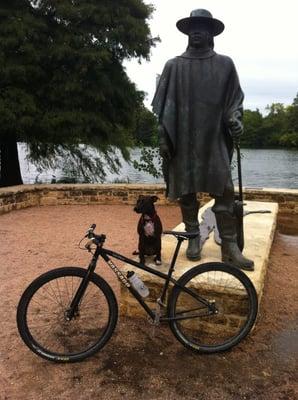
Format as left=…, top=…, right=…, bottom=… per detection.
left=17, top=224, right=258, bottom=363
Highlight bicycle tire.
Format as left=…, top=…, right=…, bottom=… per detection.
left=17, top=267, right=118, bottom=362
left=168, top=262, right=258, bottom=353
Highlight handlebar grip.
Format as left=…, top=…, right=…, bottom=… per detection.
left=85, top=223, right=97, bottom=238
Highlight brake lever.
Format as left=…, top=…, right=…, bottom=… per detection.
left=85, top=223, right=96, bottom=238
left=85, top=239, right=95, bottom=252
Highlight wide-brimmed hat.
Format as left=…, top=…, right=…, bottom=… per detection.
left=176, top=9, right=224, bottom=36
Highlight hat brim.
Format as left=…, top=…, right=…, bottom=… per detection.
left=176, top=16, right=224, bottom=36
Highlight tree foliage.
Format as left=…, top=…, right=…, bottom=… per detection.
left=242, top=94, right=298, bottom=148
left=132, top=104, right=158, bottom=146
left=0, top=0, right=156, bottom=186
left=242, top=109, right=264, bottom=147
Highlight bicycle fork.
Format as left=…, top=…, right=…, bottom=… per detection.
left=65, top=250, right=100, bottom=321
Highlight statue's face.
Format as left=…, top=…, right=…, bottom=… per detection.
left=189, top=30, right=211, bottom=48
left=188, top=24, right=212, bottom=49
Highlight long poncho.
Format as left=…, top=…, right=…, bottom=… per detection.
left=152, top=49, right=244, bottom=200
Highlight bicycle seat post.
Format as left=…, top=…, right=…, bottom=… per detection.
left=159, top=236, right=184, bottom=304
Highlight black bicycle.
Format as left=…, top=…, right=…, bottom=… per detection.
left=17, top=224, right=258, bottom=363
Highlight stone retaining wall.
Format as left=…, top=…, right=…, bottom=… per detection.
left=0, top=184, right=297, bottom=215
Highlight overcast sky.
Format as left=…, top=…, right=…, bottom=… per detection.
left=124, top=0, right=298, bottom=113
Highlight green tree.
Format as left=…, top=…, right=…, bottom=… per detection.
left=286, top=93, right=298, bottom=133
left=278, top=93, right=298, bottom=148
left=242, top=109, right=264, bottom=147
left=0, top=0, right=156, bottom=186
left=292, top=92, right=298, bottom=106
left=242, top=95, right=298, bottom=148
left=262, top=103, right=287, bottom=146
left=0, top=0, right=45, bottom=186
left=133, top=105, right=158, bottom=146
left=278, top=132, right=298, bottom=147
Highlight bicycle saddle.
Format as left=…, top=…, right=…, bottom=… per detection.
left=163, top=230, right=200, bottom=240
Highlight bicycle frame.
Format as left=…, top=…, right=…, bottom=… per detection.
left=67, top=237, right=215, bottom=322
left=101, top=239, right=183, bottom=321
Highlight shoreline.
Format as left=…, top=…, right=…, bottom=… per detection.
left=1, top=184, right=297, bottom=218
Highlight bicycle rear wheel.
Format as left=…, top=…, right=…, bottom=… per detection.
left=17, top=267, right=118, bottom=362
left=168, top=262, right=258, bottom=353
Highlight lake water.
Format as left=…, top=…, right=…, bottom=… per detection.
left=18, top=144, right=298, bottom=189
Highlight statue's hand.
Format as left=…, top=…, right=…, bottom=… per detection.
left=228, top=113, right=243, bottom=144
left=159, top=143, right=172, bottom=160
left=158, top=125, right=172, bottom=160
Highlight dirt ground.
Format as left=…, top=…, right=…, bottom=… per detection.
left=0, top=204, right=297, bottom=400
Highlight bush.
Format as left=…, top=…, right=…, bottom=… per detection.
left=278, top=132, right=298, bottom=148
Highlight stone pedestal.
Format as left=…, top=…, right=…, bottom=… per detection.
left=120, top=200, right=278, bottom=325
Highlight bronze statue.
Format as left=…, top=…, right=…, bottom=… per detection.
left=152, top=9, right=254, bottom=270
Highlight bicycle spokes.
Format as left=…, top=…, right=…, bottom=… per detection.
left=169, top=264, right=257, bottom=352
left=25, top=275, right=111, bottom=356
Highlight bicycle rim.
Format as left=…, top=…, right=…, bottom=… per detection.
left=169, top=263, right=258, bottom=353
left=17, top=267, right=118, bottom=362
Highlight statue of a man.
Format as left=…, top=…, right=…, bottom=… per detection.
left=152, top=9, right=254, bottom=270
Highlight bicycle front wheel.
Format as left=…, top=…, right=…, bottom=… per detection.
left=17, top=267, right=118, bottom=362
left=168, top=262, right=258, bottom=353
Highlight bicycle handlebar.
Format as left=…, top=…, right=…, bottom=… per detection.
left=85, top=223, right=96, bottom=238
left=84, top=224, right=106, bottom=250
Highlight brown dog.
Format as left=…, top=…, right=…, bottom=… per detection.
left=133, top=195, right=163, bottom=265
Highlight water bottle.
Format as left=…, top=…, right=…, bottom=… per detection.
left=127, top=271, right=149, bottom=298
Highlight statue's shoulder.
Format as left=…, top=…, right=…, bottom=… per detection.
left=160, top=57, right=178, bottom=75
left=214, top=53, right=234, bottom=65
left=213, top=53, right=236, bottom=71
left=164, top=57, right=178, bottom=68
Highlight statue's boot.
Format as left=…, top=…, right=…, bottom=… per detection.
left=215, top=211, right=254, bottom=271
left=180, top=199, right=201, bottom=261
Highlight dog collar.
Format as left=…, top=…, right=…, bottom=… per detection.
left=142, top=213, right=156, bottom=222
